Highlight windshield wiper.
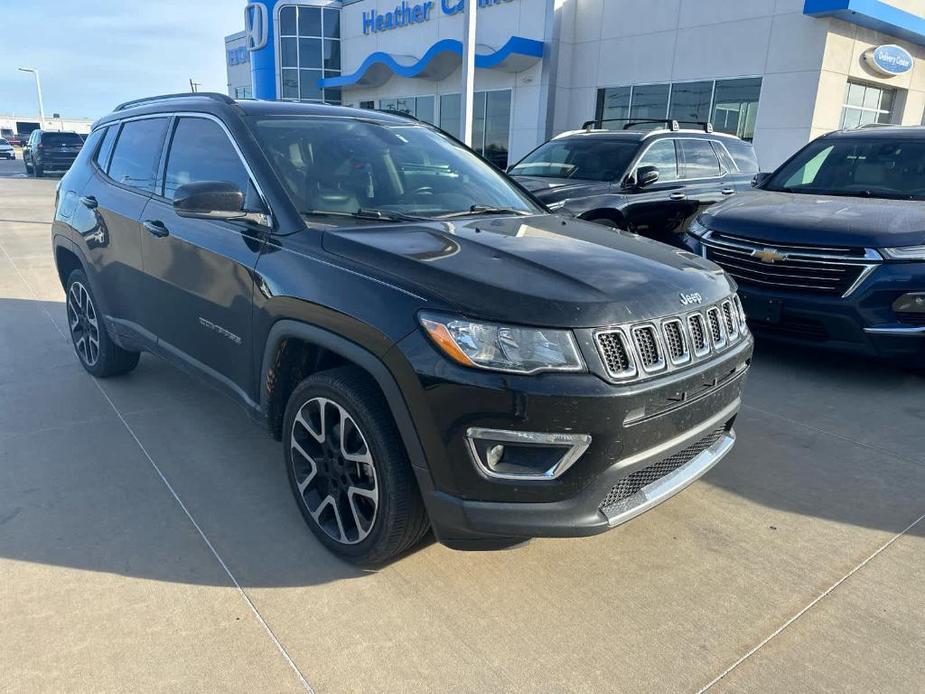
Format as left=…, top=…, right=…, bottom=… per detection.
left=435, top=205, right=532, bottom=220
left=300, top=208, right=429, bottom=222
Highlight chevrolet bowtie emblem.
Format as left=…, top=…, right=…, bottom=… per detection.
left=753, top=247, right=788, bottom=263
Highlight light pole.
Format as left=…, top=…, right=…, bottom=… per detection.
left=18, top=67, right=46, bottom=128
left=459, top=0, right=476, bottom=147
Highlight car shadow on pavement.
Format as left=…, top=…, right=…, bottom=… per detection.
left=0, top=297, right=922, bottom=591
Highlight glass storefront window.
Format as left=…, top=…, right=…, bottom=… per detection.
left=712, top=78, right=762, bottom=141
left=669, top=81, right=713, bottom=124
left=278, top=3, right=340, bottom=104
left=439, top=93, right=461, bottom=139
left=438, top=90, right=512, bottom=168
left=840, top=81, right=896, bottom=129
left=594, top=78, right=762, bottom=140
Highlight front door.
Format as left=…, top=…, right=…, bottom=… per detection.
left=139, top=115, right=265, bottom=401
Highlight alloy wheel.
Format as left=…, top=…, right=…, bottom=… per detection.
left=290, top=397, right=379, bottom=545
left=67, top=281, right=100, bottom=366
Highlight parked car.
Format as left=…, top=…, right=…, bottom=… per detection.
left=683, top=126, right=925, bottom=366
left=508, top=119, right=759, bottom=245
left=23, top=130, right=83, bottom=176
left=0, top=139, right=14, bottom=159
left=52, top=93, right=752, bottom=563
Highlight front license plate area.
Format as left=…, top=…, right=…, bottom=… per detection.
left=741, top=293, right=782, bottom=323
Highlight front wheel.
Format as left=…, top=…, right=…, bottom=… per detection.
left=283, top=367, right=430, bottom=565
left=65, top=269, right=140, bottom=377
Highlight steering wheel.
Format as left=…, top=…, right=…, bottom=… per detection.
left=411, top=186, right=435, bottom=196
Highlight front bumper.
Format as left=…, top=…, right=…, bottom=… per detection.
left=394, top=328, right=752, bottom=548
left=683, top=234, right=925, bottom=361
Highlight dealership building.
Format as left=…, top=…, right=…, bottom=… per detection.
left=226, top=0, right=925, bottom=168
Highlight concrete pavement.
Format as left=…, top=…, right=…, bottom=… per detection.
left=0, top=166, right=922, bottom=693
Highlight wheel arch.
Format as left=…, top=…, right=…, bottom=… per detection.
left=259, top=320, right=430, bottom=477
left=579, top=207, right=627, bottom=229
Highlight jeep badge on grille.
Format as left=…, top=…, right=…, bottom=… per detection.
left=679, top=292, right=703, bottom=306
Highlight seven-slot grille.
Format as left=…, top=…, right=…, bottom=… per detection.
left=594, top=298, right=746, bottom=382
left=702, top=232, right=877, bottom=297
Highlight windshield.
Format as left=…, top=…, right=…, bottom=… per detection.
left=43, top=133, right=83, bottom=146
left=248, top=117, right=539, bottom=219
left=508, top=138, right=638, bottom=181
left=765, top=137, right=925, bottom=200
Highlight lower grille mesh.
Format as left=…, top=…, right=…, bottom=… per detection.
left=599, top=428, right=726, bottom=511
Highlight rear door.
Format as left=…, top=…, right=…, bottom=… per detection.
left=621, top=138, right=691, bottom=240
left=139, top=115, right=266, bottom=400
left=77, top=116, right=170, bottom=347
left=675, top=138, right=735, bottom=232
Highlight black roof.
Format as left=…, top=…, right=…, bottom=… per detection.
left=96, top=92, right=414, bottom=128
left=827, top=125, right=925, bottom=139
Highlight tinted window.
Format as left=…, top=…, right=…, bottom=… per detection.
left=723, top=139, right=759, bottom=173
left=96, top=126, right=118, bottom=170
left=637, top=139, right=679, bottom=181
left=509, top=139, right=638, bottom=181
left=43, top=132, right=84, bottom=146
left=163, top=118, right=251, bottom=200
left=107, top=118, right=168, bottom=192
left=767, top=138, right=925, bottom=200
left=680, top=139, right=721, bottom=178
left=68, top=128, right=106, bottom=170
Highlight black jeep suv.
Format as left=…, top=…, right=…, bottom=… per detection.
left=23, top=130, right=84, bottom=176
left=683, top=126, right=925, bottom=365
left=509, top=119, right=758, bottom=245
left=52, top=94, right=752, bottom=563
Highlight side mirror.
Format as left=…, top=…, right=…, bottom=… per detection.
left=752, top=172, right=772, bottom=188
left=173, top=181, right=245, bottom=220
left=636, top=165, right=660, bottom=188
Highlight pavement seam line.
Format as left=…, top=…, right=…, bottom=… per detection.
left=742, top=402, right=924, bottom=467
left=698, top=510, right=925, bottom=692
left=0, top=237, right=314, bottom=694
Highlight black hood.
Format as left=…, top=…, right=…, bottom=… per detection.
left=322, top=215, right=733, bottom=328
left=512, top=176, right=612, bottom=205
left=703, top=189, right=925, bottom=248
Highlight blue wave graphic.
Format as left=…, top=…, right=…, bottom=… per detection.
left=319, top=35, right=544, bottom=88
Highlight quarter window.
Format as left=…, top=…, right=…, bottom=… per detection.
left=637, top=140, right=679, bottom=181
left=96, top=126, right=118, bottom=170
left=680, top=139, right=722, bottom=178
left=163, top=118, right=251, bottom=201
left=107, top=118, right=169, bottom=193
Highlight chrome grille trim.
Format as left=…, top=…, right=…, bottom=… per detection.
left=632, top=324, right=666, bottom=373
left=700, top=231, right=880, bottom=298
left=594, top=297, right=748, bottom=384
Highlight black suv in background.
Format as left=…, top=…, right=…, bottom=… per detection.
left=52, top=94, right=752, bottom=563
left=23, top=130, right=84, bottom=176
left=684, top=126, right=925, bottom=365
left=509, top=119, right=759, bottom=245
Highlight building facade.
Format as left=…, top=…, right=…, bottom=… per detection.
left=226, top=0, right=925, bottom=168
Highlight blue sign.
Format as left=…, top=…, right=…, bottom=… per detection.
left=864, top=44, right=914, bottom=76
left=363, top=0, right=515, bottom=35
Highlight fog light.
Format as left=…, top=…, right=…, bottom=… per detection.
left=894, top=292, right=925, bottom=317
left=465, top=428, right=591, bottom=480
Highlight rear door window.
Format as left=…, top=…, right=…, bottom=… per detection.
left=107, top=118, right=169, bottom=193
left=680, top=139, right=722, bottom=179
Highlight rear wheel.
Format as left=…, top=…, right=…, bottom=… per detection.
left=34, top=161, right=43, bottom=177
left=65, top=269, right=140, bottom=377
left=24, top=157, right=32, bottom=174
left=283, top=367, right=430, bottom=565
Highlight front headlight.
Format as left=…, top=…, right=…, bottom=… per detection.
left=687, top=216, right=708, bottom=238
left=881, top=245, right=925, bottom=261
left=419, top=313, right=585, bottom=374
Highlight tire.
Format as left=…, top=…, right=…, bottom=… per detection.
left=34, top=161, right=44, bottom=177
left=65, top=269, right=140, bottom=377
left=24, top=158, right=32, bottom=174
left=283, top=366, right=430, bottom=565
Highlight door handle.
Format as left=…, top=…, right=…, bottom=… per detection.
left=669, top=192, right=687, bottom=201
left=79, top=195, right=98, bottom=209
left=143, top=220, right=170, bottom=238
left=721, top=188, right=736, bottom=195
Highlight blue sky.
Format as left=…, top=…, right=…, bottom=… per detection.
left=0, top=0, right=243, bottom=120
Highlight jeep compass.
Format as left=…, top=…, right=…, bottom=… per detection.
left=52, top=93, right=752, bottom=563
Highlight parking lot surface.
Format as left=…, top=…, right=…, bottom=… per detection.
left=1, top=165, right=923, bottom=693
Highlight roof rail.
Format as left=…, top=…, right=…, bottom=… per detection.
left=113, top=92, right=235, bottom=112
left=581, top=118, right=681, bottom=132
left=581, top=118, right=716, bottom=134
